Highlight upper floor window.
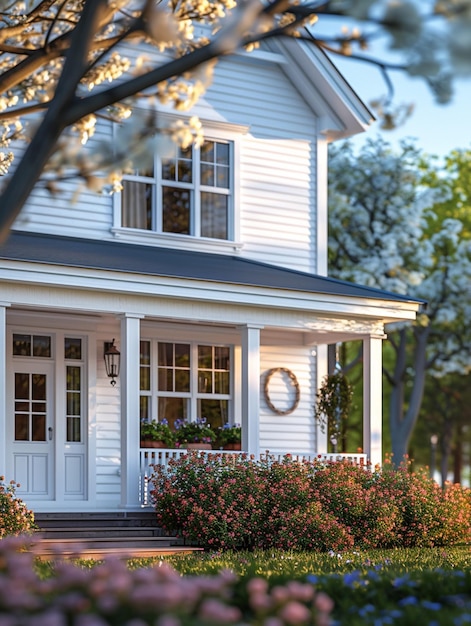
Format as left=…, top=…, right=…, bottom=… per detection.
left=121, top=139, right=233, bottom=240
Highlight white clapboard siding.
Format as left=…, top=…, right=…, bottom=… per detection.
left=94, top=325, right=122, bottom=504
left=260, top=345, right=316, bottom=453
left=12, top=47, right=319, bottom=272
left=15, top=118, right=114, bottom=239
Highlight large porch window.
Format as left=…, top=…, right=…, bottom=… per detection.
left=139, top=340, right=232, bottom=431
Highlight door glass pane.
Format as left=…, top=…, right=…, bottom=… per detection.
left=67, top=418, right=81, bottom=443
left=33, top=336, right=51, bottom=357
left=15, top=415, right=29, bottom=441
left=65, top=338, right=82, bottom=360
left=13, top=334, right=31, bottom=356
left=32, top=414, right=46, bottom=441
left=32, top=374, right=46, bottom=400
left=15, top=372, right=29, bottom=399
left=66, top=366, right=81, bottom=442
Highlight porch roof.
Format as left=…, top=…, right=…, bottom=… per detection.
left=1, top=231, right=425, bottom=307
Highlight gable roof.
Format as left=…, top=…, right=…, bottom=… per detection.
left=0, top=231, right=424, bottom=307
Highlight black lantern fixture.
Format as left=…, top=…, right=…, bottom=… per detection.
left=104, top=339, right=120, bottom=386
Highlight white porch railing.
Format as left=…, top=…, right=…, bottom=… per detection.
left=139, top=448, right=368, bottom=507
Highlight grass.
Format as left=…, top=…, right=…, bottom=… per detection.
left=35, top=547, right=471, bottom=625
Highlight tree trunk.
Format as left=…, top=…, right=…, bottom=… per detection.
left=389, top=326, right=430, bottom=465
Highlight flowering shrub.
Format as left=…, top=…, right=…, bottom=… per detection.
left=0, top=477, right=35, bottom=538
left=0, top=536, right=332, bottom=626
left=151, top=454, right=471, bottom=551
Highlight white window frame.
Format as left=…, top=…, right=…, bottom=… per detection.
left=140, top=338, right=234, bottom=428
left=112, top=117, right=247, bottom=254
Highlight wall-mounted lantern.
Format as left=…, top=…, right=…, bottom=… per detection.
left=104, top=339, right=120, bottom=386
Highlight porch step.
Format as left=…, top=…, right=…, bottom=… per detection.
left=31, top=512, right=201, bottom=559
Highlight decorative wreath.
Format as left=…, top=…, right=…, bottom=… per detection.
left=263, top=367, right=300, bottom=415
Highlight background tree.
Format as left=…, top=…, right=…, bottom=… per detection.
left=1, top=0, right=471, bottom=240
left=328, top=137, right=471, bottom=465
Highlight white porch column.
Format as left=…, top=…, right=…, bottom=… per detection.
left=363, top=334, right=384, bottom=469
left=239, top=324, right=263, bottom=457
left=315, top=344, right=329, bottom=454
left=0, top=303, right=9, bottom=477
left=120, top=313, right=143, bottom=508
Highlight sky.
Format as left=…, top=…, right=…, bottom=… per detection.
left=324, top=41, right=471, bottom=159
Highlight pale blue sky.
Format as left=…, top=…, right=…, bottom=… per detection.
left=331, top=53, right=471, bottom=158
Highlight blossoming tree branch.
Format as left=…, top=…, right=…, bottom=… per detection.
left=0, top=0, right=470, bottom=241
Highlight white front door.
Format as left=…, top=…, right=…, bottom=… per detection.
left=9, top=361, right=55, bottom=500
left=7, top=331, right=88, bottom=505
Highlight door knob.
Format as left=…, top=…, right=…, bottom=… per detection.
left=48, top=427, right=53, bottom=440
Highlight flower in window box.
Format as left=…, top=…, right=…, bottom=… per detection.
left=174, top=418, right=216, bottom=447
left=218, top=423, right=241, bottom=449
left=140, top=419, right=175, bottom=448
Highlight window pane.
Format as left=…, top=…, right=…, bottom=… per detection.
left=200, top=141, right=215, bottom=162
left=162, top=187, right=191, bottom=234
left=140, top=396, right=150, bottom=420
left=216, top=164, right=229, bottom=188
left=122, top=181, right=152, bottom=229
left=158, top=368, right=173, bottom=391
left=215, top=371, right=230, bottom=394
left=175, top=344, right=190, bottom=367
left=65, top=338, right=82, bottom=360
left=175, top=370, right=190, bottom=392
left=198, top=345, right=212, bottom=369
left=197, top=399, right=228, bottom=430
left=158, top=343, right=174, bottom=366
left=140, top=341, right=151, bottom=365
left=201, top=163, right=214, bottom=186
left=198, top=371, right=212, bottom=394
left=13, top=334, right=31, bottom=356
left=158, top=397, right=188, bottom=430
left=33, top=336, right=51, bottom=357
left=215, top=346, right=230, bottom=369
left=216, top=142, right=229, bottom=165
left=201, top=192, right=227, bottom=239
left=140, top=367, right=150, bottom=391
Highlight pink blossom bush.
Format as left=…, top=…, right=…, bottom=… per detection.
left=0, top=536, right=331, bottom=626
left=150, top=453, right=471, bottom=551
left=0, top=476, right=35, bottom=538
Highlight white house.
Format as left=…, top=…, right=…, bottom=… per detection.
left=0, top=38, right=423, bottom=513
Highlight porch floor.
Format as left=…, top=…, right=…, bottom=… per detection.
left=31, top=512, right=202, bottom=559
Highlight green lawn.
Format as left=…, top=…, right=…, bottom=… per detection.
left=34, top=547, right=471, bottom=625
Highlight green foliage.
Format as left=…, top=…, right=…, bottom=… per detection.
left=174, top=418, right=217, bottom=445
left=217, top=423, right=242, bottom=445
left=0, top=477, right=36, bottom=538
left=150, top=455, right=471, bottom=552
left=314, top=372, right=353, bottom=445
left=140, top=419, right=175, bottom=446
